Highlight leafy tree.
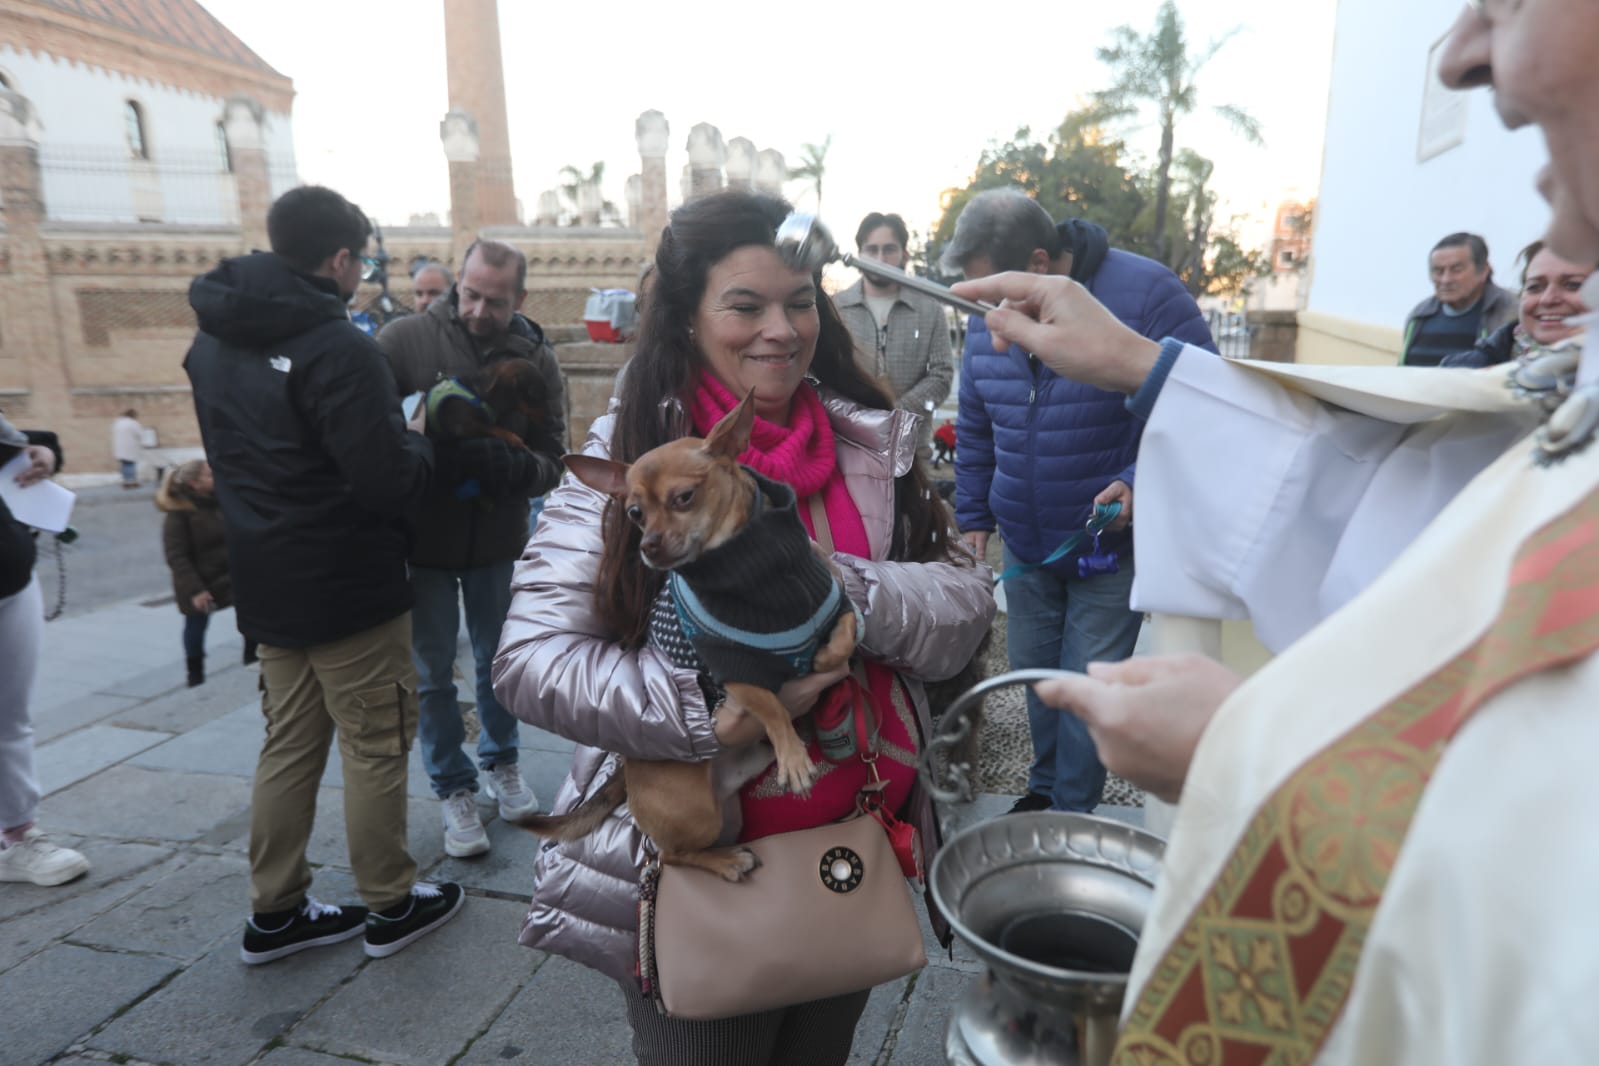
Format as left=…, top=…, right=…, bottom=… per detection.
left=1167, top=149, right=1216, bottom=293
left=1090, top=1, right=1263, bottom=264
left=1199, top=229, right=1273, bottom=298
left=931, top=112, right=1271, bottom=296
left=930, top=113, right=1147, bottom=271
left=787, top=135, right=833, bottom=212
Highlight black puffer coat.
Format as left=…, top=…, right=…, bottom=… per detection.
left=185, top=252, right=433, bottom=648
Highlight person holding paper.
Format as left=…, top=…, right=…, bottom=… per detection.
left=0, top=410, right=90, bottom=887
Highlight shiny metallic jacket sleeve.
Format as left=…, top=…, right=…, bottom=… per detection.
left=492, top=416, right=718, bottom=761
left=834, top=550, right=996, bottom=683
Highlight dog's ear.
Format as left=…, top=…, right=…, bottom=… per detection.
left=563, top=454, right=631, bottom=497
left=703, top=390, right=756, bottom=461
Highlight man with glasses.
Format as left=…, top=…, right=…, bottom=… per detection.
left=185, top=185, right=465, bottom=965
left=834, top=212, right=953, bottom=457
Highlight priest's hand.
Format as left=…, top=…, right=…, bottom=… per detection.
left=951, top=272, right=1162, bottom=395
left=1033, top=654, right=1240, bottom=804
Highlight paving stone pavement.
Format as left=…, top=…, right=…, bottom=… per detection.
left=7, top=594, right=1145, bottom=1066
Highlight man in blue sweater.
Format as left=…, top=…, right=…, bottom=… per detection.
left=945, top=188, right=1215, bottom=813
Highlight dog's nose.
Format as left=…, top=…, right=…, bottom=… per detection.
left=640, top=533, right=663, bottom=559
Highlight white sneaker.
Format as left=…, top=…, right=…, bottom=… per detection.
left=441, top=790, right=489, bottom=858
left=0, top=828, right=90, bottom=886
left=483, top=764, right=540, bottom=821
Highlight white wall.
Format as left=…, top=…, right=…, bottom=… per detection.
left=265, top=116, right=299, bottom=202
left=0, top=46, right=295, bottom=225
left=1309, top=0, right=1550, bottom=329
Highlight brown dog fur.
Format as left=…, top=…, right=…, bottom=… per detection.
left=429, top=360, right=549, bottom=451
left=514, top=392, right=856, bottom=881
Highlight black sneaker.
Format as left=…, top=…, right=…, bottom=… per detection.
left=1007, top=792, right=1054, bottom=815
left=240, top=897, right=368, bottom=965
left=364, top=881, right=465, bottom=959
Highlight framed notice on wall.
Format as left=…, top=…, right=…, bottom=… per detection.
left=1418, top=32, right=1469, bottom=162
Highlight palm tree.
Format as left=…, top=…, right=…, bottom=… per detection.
left=1091, top=1, right=1263, bottom=263
left=788, top=135, right=832, bottom=212
left=558, top=161, right=613, bottom=226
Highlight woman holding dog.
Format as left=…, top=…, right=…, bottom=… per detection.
left=495, top=191, right=995, bottom=1065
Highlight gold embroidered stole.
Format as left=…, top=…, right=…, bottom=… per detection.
left=1114, top=487, right=1599, bottom=1065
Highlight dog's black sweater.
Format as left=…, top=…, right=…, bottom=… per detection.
left=667, top=469, right=847, bottom=692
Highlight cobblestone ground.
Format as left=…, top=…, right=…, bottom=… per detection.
left=965, top=536, right=1145, bottom=807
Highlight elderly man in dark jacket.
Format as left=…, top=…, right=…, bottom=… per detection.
left=945, top=187, right=1216, bottom=814
left=186, top=185, right=464, bottom=966
left=377, top=239, right=565, bottom=859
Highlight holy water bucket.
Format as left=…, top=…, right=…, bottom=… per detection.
left=923, top=671, right=1167, bottom=1066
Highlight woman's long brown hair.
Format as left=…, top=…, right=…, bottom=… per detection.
left=597, top=191, right=964, bottom=648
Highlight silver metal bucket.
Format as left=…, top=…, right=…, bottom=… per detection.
left=930, top=810, right=1165, bottom=1064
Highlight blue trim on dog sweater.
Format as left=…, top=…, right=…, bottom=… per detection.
left=668, top=571, right=843, bottom=674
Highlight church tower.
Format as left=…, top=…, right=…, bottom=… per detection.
left=442, top=0, right=518, bottom=224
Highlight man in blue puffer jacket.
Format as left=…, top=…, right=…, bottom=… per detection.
left=946, top=188, right=1216, bottom=813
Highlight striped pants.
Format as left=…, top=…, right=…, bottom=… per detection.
left=622, top=982, right=870, bottom=1066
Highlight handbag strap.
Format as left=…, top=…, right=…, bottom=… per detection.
left=805, top=492, right=880, bottom=758
left=807, top=493, right=835, bottom=555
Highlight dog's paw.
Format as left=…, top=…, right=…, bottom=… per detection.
left=813, top=610, right=857, bottom=673
left=720, top=847, right=761, bottom=882
left=775, top=751, right=817, bottom=797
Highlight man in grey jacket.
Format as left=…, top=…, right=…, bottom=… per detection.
left=1401, top=232, right=1517, bottom=367
left=378, top=239, right=565, bottom=858
left=834, top=212, right=954, bottom=456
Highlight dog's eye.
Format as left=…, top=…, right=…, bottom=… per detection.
left=672, top=489, right=695, bottom=509
left=626, top=505, right=644, bottom=527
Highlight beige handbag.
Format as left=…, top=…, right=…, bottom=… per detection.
left=637, top=793, right=928, bottom=1021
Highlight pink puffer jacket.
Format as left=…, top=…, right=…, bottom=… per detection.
left=492, top=389, right=996, bottom=984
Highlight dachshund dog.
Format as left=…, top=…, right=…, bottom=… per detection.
left=425, top=359, right=549, bottom=451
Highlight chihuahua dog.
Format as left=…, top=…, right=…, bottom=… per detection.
left=515, top=392, right=857, bottom=882
left=426, top=359, right=549, bottom=451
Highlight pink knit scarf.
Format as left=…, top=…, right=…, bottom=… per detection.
left=689, top=373, right=870, bottom=557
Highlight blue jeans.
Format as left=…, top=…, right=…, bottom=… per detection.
left=183, top=612, right=209, bottom=659
left=119, top=460, right=137, bottom=485
left=1002, top=547, right=1144, bottom=811
left=410, top=561, right=521, bottom=798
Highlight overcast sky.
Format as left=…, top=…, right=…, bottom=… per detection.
left=199, top=0, right=1341, bottom=248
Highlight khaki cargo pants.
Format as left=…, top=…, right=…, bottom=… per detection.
left=250, top=611, right=419, bottom=914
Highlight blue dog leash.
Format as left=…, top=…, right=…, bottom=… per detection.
left=992, top=501, right=1123, bottom=585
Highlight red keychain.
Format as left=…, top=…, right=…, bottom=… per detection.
left=859, top=789, right=924, bottom=884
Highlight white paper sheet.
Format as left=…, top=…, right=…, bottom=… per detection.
left=0, top=452, right=76, bottom=533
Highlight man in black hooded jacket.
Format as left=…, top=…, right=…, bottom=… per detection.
left=185, top=185, right=464, bottom=967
